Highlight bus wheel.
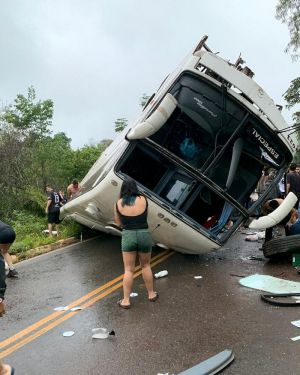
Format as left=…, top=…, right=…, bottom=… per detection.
left=262, top=235, right=300, bottom=258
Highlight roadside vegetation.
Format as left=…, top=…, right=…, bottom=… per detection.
left=0, top=86, right=111, bottom=259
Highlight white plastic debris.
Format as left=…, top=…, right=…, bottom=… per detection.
left=43, top=229, right=58, bottom=235
left=130, top=292, right=138, bottom=297
left=54, top=306, right=69, bottom=311
left=291, top=335, right=300, bottom=341
left=70, top=306, right=82, bottom=311
left=154, top=270, right=168, bottom=278
left=92, top=328, right=115, bottom=339
left=194, top=276, right=203, bottom=279
left=291, top=319, right=300, bottom=327
left=245, top=234, right=259, bottom=242
left=63, top=331, right=75, bottom=337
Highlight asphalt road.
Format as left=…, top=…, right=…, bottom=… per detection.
left=1, top=231, right=300, bottom=375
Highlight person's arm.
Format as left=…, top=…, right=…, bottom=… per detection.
left=114, top=203, right=122, bottom=227
left=286, top=174, right=291, bottom=194
left=45, top=196, right=52, bottom=214
left=67, top=186, right=72, bottom=199
left=0, top=255, right=6, bottom=317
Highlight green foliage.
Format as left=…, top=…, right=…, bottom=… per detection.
left=114, top=117, right=128, bottom=133
left=71, top=140, right=112, bottom=181
left=1, top=86, right=54, bottom=139
left=276, top=0, right=300, bottom=59
left=284, top=77, right=300, bottom=110
left=8, top=211, right=85, bottom=256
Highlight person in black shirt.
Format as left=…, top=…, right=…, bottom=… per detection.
left=0, top=224, right=16, bottom=374
left=0, top=220, right=18, bottom=278
left=45, top=185, right=62, bottom=237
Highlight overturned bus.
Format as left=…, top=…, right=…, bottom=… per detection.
left=60, top=36, right=298, bottom=254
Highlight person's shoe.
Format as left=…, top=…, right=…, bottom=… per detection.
left=149, top=292, right=159, bottom=302
left=117, top=300, right=131, bottom=309
left=7, top=269, right=19, bottom=278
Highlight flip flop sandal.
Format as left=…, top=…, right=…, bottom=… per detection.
left=117, top=300, right=131, bottom=309
left=11, top=367, right=15, bottom=375
left=149, top=292, right=159, bottom=302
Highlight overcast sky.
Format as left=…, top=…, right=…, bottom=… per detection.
left=0, top=0, right=298, bottom=148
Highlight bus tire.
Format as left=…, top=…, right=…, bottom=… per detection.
left=262, top=235, right=300, bottom=258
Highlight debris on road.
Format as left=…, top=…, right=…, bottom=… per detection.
left=70, top=306, right=82, bottom=311
left=130, top=292, right=138, bottom=297
left=194, top=276, right=203, bottom=279
left=177, top=349, right=234, bottom=374
left=291, top=335, right=300, bottom=341
left=92, top=328, right=115, bottom=339
left=154, top=270, right=168, bottom=278
left=261, top=293, right=300, bottom=306
left=244, top=231, right=265, bottom=242
left=239, top=274, right=300, bottom=294
left=54, top=306, right=69, bottom=311
left=291, top=320, right=300, bottom=327
left=62, top=331, right=75, bottom=337
left=245, top=256, right=264, bottom=261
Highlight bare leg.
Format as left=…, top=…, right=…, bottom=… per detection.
left=1, top=244, right=13, bottom=269
left=0, top=361, right=13, bottom=375
left=48, top=223, right=53, bottom=237
left=138, top=252, right=156, bottom=300
left=121, top=252, right=136, bottom=306
left=55, top=224, right=59, bottom=237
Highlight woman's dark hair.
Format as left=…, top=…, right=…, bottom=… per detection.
left=120, top=177, right=139, bottom=206
left=268, top=199, right=280, bottom=210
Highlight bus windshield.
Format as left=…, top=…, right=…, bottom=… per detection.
left=117, top=72, right=289, bottom=241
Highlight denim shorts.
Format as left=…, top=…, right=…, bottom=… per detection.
left=121, top=229, right=153, bottom=253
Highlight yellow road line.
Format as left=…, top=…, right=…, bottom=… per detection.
left=0, top=250, right=174, bottom=357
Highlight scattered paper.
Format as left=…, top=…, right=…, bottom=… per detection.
left=63, top=331, right=74, bottom=337
left=194, top=276, right=203, bottom=279
left=291, top=335, right=300, bottom=341
left=54, top=306, right=69, bottom=311
left=291, top=320, right=300, bottom=328
left=130, top=292, right=138, bottom=297
left=70, top=306, right=82, bottom=311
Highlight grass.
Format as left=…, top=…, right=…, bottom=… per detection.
left=7, top=211, right=86, bottom=257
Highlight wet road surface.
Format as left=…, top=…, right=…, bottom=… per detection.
left=1, top=231, right=300, bottom=374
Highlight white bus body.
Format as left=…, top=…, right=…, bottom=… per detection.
left=60, top=36, right=297, bottom=254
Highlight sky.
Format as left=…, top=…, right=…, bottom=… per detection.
left=0, top=0, right=299, bottom=149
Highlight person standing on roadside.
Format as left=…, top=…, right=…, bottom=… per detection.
left=67, top=179, right=81, bottom=200
left=45, top=185, right=62, bottom=237
left=0, top=249, right=15, bottom=374
left=0, top=220, right=18, bottom=278
left=286, top=163, right=300, bottom=209
left=114, top=177, right=158, bottom=309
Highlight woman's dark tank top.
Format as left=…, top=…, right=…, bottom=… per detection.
left=116, top=197, right=148, bottom=230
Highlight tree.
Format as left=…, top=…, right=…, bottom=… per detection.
left=1, top=86, right=54, bottom=140
left=115, top=118, right=128, bottom=133
left=276, top=0, right=300, bottom=59
left=70, top=140, right=112, bottom=181
left=276, top=0, right=300, bottom=159
left=114, top=94, right=151, bottom=133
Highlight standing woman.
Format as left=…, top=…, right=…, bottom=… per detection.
left=114, top=177, right=158, bottom=309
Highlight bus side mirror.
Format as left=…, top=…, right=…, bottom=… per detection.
left=249, top=192, right=297, bottom=229
left=127, top=93, right=177, bottom=140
